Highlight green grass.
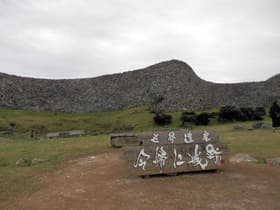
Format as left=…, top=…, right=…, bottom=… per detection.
left=0, top=135, right=111, bottom=209
left=0, top=106, right=273, bottom=136
left=0, top=107, right=156, bottom=137
left=0, top=107, right=279, bottom=208
left=196, top=122, right=280, bottom=159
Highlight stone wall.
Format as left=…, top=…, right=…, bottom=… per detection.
left=0, top=60, right=279, bottom=112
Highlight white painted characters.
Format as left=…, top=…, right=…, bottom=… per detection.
left=150, top=133, right=159, bottom=143
left=184, top=130, right=194, bottom=143
left=153, top=146, right=168, bottom=171
left=202, top=131, right=211, bottom=142
left=168, top=131, right=176, bottom=144
left=206, top=144, right=223, bottom=165
left=187, top=144, right=208, bottom=170
left=173, top=148, right=186, bottom=168
left=133, top=148, right=150, bottom=171
left=133, top=131, right=223, bottom=172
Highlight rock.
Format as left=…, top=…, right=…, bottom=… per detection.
left=16, top=158, right=43, bottom=166
left=111, top=133, right=139, bottom=148
left=89, top=156, right=96, bottom=160
left=16, top=158, right=24, bottom=166
left=16, top=158, right=29, bottom=166
left=260, top=123, right=272, bottom=129
left=252, top=122, right=272, bottom=129
left=31, top=158, right=44, bottom=164
left=0, top=60, right=280, bottom=112
left=267, top=158, right=280, bottom=167
left=233, top=125, right=248, bottom=131
left=229, top=153, right=257, bottom=163
left=75, top=189, right=86, bottom=193
left=0, top=128, right=13, bottom=135
left=0, top=137, right=9, bottom=142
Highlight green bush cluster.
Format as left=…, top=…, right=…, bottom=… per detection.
left=269, top=101, right=280, bottom=127
left=218, top=106, right=266, bottom=122
left=153, top=112, right=172, bottom=126
left=179, top=106, right=266, bottom=127
left=180, top=111, right=215, bottom=126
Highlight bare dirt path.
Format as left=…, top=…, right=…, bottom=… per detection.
left=14, top=151, right=280, bottom=210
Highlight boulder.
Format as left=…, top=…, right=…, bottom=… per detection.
left=252, top=122, right=272, bottom=129
left=229, top=153, right=257, bottom=163
left=233, top=125, right=248, bottom=131
left=31, top=158, right=44, bottom=164
left=267, top=158, right=280, bottom=167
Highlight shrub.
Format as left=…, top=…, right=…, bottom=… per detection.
left=180, top=111, right=196, bottom=126
left=153, top=112, right=172, bottom=126
left=218, top=106, right=242, bottom=122
left=252, top=107, right=266, bottom=120
left=9, top=122, right=16, bottom=127
left=270, top=101, right=280, bottom=127
left=195, top=112, right=210, bottom=125
left=209, top=112, right=218, bottom=119
left=239, top=107, right=254, bottom=121
left=255, top=107, right=266, bottom=116
left=219, top=106, right=266, bottom=122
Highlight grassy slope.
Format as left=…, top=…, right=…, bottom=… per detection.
left=0, top=107, right=279, bottom=208
left=0, top=107, right=155, bottom=136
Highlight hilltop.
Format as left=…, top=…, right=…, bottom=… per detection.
left=0, top=60, right=279, bottom=112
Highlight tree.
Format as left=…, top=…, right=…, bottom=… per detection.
left=218, top=106, right=242, bottom=122
left=269, top=101, right=280, bottom=128
left=153, top=112, right=172, bottom=126
left=251, top=107, right=265, bottom=121
left=180, top=111, right=196, bottom=126
left=195, top=112, right=210, bottom=125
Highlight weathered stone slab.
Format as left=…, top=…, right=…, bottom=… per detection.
left=0, top=128, right=13, bottom=135
left=68, top=130, right=85, bottom=136
left=46, top=132, right=61, bottom=139
left=123, top=130, right=228, bottom=176
left=252, top=122, right=272, bottom=129
left=46, top=130, right=85, bottom=139
left=111, top=133, right=139, bottom=148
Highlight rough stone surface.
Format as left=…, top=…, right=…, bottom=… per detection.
left=233, top=125, right=249, bottom=131
left=15, top=158, right=26, bottom=166
left=1, top=60, right=280, bottom=112
left=229, top=153, right=257, bottom=163
left=31, top=158, right=44, bottom=165
left=267, top=158, right=280, bottom=167
left=252, top=122, right=272, bottom=129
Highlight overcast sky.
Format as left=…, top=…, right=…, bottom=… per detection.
left=0, top=0, right=279, bottom=83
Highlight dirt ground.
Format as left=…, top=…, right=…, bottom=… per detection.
left=13, top=151, right=280, bottom=210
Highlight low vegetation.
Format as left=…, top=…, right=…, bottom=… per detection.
left=0, top=106, right=279, bottom=208
left=218, top=106, right=266, bottom=122
left=270, top=100, right=280, bottom=127
left=0, top=107, right=155, bottom=138
left=0, top=135, right=111, bottom=209
left=153, top=112, right=172, bottom=126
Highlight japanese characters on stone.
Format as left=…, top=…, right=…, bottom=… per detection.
left=133, top=131, right=224, bottom=172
